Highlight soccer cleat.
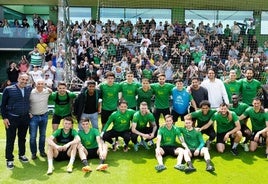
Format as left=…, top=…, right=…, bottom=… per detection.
left=241, top=143, right=249, bottom=152
left=174, top=164, right=185, bottom=171
left=231, top=148, right=238, bottom=156
left=123, top=145, right=129, bottom=152
left=82, top=165, right=92, bottom=172
left=206, top=165, right=215, bottom=172
left=184, top=166, right=196, bottom=173
left=47, top=167, right=54, bottom=175
left=6, top=161, right=14, bottom=170
left=40, top=152, right=47, bottom=157
left=67, top=164, right=73, bottom=173
left=112, top=142, right=119, bottom=152
left=134, top=143, right=139, bottom=152
left=32, top=154, right=37, bottom=160
left=155, top=164, right=166, bottom=172
left=147, top=140, right=154, bottom=146
left=96, top=164, right=108, bottom=171
left=140, top=140, right=150, bottom=150
left=19, top=155, right=29, bottom=163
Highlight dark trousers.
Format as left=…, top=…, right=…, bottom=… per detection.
left=153, top=108, right=170, bottom=129
left=101, top=109, right=116, bottom=130
left=103, top=129, right=131, bottom=146
left=6, top=114, right=30, bottom=161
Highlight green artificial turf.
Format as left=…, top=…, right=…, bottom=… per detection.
left=0, top=116, right=268, bottom=184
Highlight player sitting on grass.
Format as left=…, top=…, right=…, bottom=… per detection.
left=78, top=118, right=108, bottom=172
left=155, top=115, right=188, bottom=172
left=180, top=119, right=215, bottom=173
left=46, top=117, right=80, bottom=175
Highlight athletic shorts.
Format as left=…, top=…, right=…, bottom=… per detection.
left=161, top=146, right=178, bottom=157
left=86, top=147, right=99, bottom=159
left=216, top=131, right=234, bottom=144
left=52, top=114, right=71, bottom=124
left=54, top=150, right=70, bottom=161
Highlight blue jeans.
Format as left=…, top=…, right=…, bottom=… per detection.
left=29, top=113, right=48, bottom=155
left=80, top=112, right=99, bottom=130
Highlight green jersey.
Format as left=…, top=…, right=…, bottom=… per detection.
left=151, top=83, right=174, bottom=109
left=191, top=109, right=217, bottom=127
left=100, top=82, right=121, bottom=111
left=49, top=92, right=77, bottom=116
left=52, top=128, right=78, bottom=146
left=120, top=81, right=140, bottom=108
left=179, top=127, right=204, bottom=150
left=243, top=107, right=268, bottom=131
left=103, top=109, right=135, bottom=132
left=239, top=78, right=261, bottom=105
left=157, top=125, right=182, bottom=147
left=229, top=103, right=249, bottom=116
left=132, top=111, right=155, bottom=130
left=142, top=69, right=153, bottom=80
left=211, top=111, right=239, bottom=133
left=224, top=80, right=241, bottom=102
left=78, top=128, right=99, bottom=149
left=136, top=87, right=154, bottom=109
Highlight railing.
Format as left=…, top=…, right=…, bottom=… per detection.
left=0, top=27, right=39, bottom=39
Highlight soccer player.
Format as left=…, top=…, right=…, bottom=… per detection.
left=151, top=73, right=174, bottom=129
left=171, top=79, right=197, bottom=124
left=200, top=103, right=242, bottom=155
left=136, top=78, right=154, bottom=111
left=131, top=102, right=157, bottom=151
left=101, top=100, right=135, bottom=152
left=229, top=94, right=250, bottom=152
left=224, top=70, right=242, bottom=102
left=49, top=81, right=77, bottom=132
left=184, top=100, right=217, bottom=149
left=180, top=119, right=215, bottom=172
left=154, top=115, right=187, bottom=172
left=239, top=97, right=268, bottom=157
left=46, top=117, right=80, bottom=175
left=78, top=119, right=108, bottom=172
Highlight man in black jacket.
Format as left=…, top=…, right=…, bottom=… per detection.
left=74, top=80, right=101, bottom=130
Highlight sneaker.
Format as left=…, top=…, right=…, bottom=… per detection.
left=82, top=165, right=92, bottom=172
left=67, top=164, right=73, bottom=173
left=155, top=164, right=166, bottom=172
left=19, top=155, right=29, bottom=163
left=185, top=166, right=196, bottom=173
left=206, top=165, right=215, bottom=172
left=6, top=161, right=14, bottom=170
left=174, top=164, right=185, bottom=171
left=241, top=143, right=249, bottom=152
left=31, top=154, right=37, bottom=160
left=123, top=145, right=129, bottom=152
left=47, top=167, right=54, bottom=175
left=96, top=164, right=108, bottom=171
left=40, top=152, right=47, bottom=157
left=231, top=148, right=238, bottom=156
left=140, top=140, right=150, bottom=150
left=134, top=143, right=139, bottom=152
left=147, top=140, right=154, bottom=146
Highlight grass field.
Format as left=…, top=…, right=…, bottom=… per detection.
left=1, top=116, right=268, bottom=184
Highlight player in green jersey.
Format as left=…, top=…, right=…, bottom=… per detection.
left=239, top=97, right=268, bottom=158
left=155, top=115, right=187, bottom=172
left=224, top=70, right=242, bottom=102
left=78, top=119, right=108, bottom=172
left=101, top=100, right=135, bottom=152
left=201, top=103, right=242, bottom=156
left=46, top=117, right=80, bottom=175
left=131, top=102, right=157, bottom=151
left=136, top=78, right=154, bottom=110
left=180, top=119, right=215, bottom=172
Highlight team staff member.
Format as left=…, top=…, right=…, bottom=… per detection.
left=1, top=73, right=32, bottom=169
left=46, top=117, right=80, bottom=175
left=184, top=100, right=217, bottom=149
left=131, top=102, right=157, bottom=151
left=239, top=97, right=268, bottom=157
left=101, top=100, right=135, bottom=152
left=201, top=103, right=242, bottom=155
left=78, top=119, right=108, bottom=172
left=29, top=79, right=52, bottom=159
left=74, top=80, right=101, bottom=130
left=151, top=73, right=174, bottom=129
left=49, top=81, right=77, bottom=132
left=155, top=115, right=187, bottom=172
left=180, top=119, right=215, bottom=173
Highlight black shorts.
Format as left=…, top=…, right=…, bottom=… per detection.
left=250, top=131, right=265, bottom=142
left=52, top=114, right=71, bottom=124
left=161, top=146, right=178, bottom=157
left=86, top=147, right=99, bottom=159
left=54, top=150, right=69, bottom=161
left=216, top=131, right=234, bottom=144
